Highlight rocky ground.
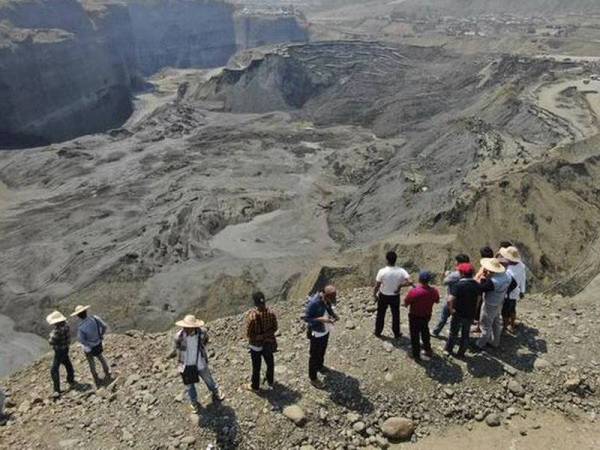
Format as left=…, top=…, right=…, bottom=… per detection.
left=2, top=285, right=599, bottom=449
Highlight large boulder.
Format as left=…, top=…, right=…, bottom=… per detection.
left=381, top=417, right=415, bottom=441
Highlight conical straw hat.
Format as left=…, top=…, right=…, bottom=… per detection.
left=480, top=258, right=506, bottom=274
left=175, top=314, right=205, bottom=328
left=46, top=310, right=67, bottom=325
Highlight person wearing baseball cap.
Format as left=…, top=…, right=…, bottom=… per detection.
left=404, top=271, right=440, bottom=362
left=475, top=258, right=516, bottom=350
left=444, top=264, right=482, bottom=358
left=46, top=311, right=76, bottom=398
left=245, top=291, right=278, bottom=392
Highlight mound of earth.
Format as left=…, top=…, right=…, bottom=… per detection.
left=1, top=287, right=599, bottom=448
left=191, top=40, right=484, bottom=137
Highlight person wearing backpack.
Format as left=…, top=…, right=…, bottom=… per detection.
left=304, top=285, right=338, bottom=389
left=245, top=291, right=278, bottom=392
left=174, top=314, right=225, bottom=414
left=71, top=305, right=111, bottom=386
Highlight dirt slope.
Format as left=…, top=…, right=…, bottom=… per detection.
left=1, top=287, right=599, bottom=449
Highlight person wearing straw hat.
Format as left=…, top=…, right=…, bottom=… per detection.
left=47, top=311, right=76, bottom=397
left=475, top=258, right=515, bottom=350
left=499, top=246, right=527, bottom=333
left=174, top=314, right=224, bottom=413
left=71, top=305, right=111, bottom=386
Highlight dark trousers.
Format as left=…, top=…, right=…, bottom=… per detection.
left=445, top=315, right=472, bottom=356
left=408, top=315, right=432, bottom=359
left=51, top=349, right=75, bottom=393
left=309, top=333, right=329, bottom=380
left=375, top=293, right=401, bottom=337
left=250, top=348, right=275, bottom=389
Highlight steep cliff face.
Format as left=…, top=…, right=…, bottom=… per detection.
left=0, top=0, right=310, bottom=149
left=0, top=0, right=133, bottom=148
left=234, top=13, right=308, bottom=49
left=127, top=0, right=237, bottom=76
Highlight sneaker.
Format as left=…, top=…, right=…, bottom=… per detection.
left=263, top=384, right=274, bottom=392
left=212, top=388, right=225, bottom=402
left=51, top=391, right=61, bottom=400
left=189, top=402, right=201, bottom=414
left=310, top=378, right=325, bottom=389
left=318, top=366, right=330, bottom=374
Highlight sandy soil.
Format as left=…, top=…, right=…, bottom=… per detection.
left=395, top=413, right=600, bottom=450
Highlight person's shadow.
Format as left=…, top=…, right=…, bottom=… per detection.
left=324, top=369, right=374, bottom=414
left=197, top=402, right=239, bottom=449
left=464, top=352, right=505, bottom=379
left=491, top=324, right=547, bottom=373
left=259, top=382, right=303, bottom=413
left=379, top=335, right=411, bottom=349
left=421, top=353, right=464, bottom=384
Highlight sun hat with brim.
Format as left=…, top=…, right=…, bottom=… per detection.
left=46, top=311, right=67, bottom=325
left=480, top=258, right=506, bottom=274
left=499, top=246, right=521, bottom=263
left=70, top=305, right=91, bottom=317
left=175, top=314, right=205, bottom=328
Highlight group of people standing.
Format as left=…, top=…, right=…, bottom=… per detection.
left=44, top=305, right=111, bottom=397
left=372, top=242, right=526, bottom=361
left=37, top=241, right=526, bottom=415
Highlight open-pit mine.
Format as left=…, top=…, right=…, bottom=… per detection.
left=1, top=0, right=600, bottom=448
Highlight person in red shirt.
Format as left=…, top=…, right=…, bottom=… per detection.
left=404, top=271, right=440, bottom=362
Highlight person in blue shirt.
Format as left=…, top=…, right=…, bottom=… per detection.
left=432, top=253, right=470, bottom=336
left=304, top=285, right=338, bottom=389
left=71, top=305, right=111, bottom=386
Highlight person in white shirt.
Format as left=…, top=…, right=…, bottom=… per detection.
left=373, top=251, right=413, bottom=339
left=499, top=246, right=527, bottom=333
left=174, top=315, right=224, bottom=414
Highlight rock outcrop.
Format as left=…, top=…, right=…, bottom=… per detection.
left=0, top=0, right=309, bottom=148
left=234, top=11, right=308, bottom=50
left=0, top=0, right=134, bottom=148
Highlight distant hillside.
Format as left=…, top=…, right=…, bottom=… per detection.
left=396, top=0, right=600, bottom=16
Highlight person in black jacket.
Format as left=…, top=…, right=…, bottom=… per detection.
left=444, top=264, right=483, bottom=358
left=46, top=311, right=76, bottom=398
